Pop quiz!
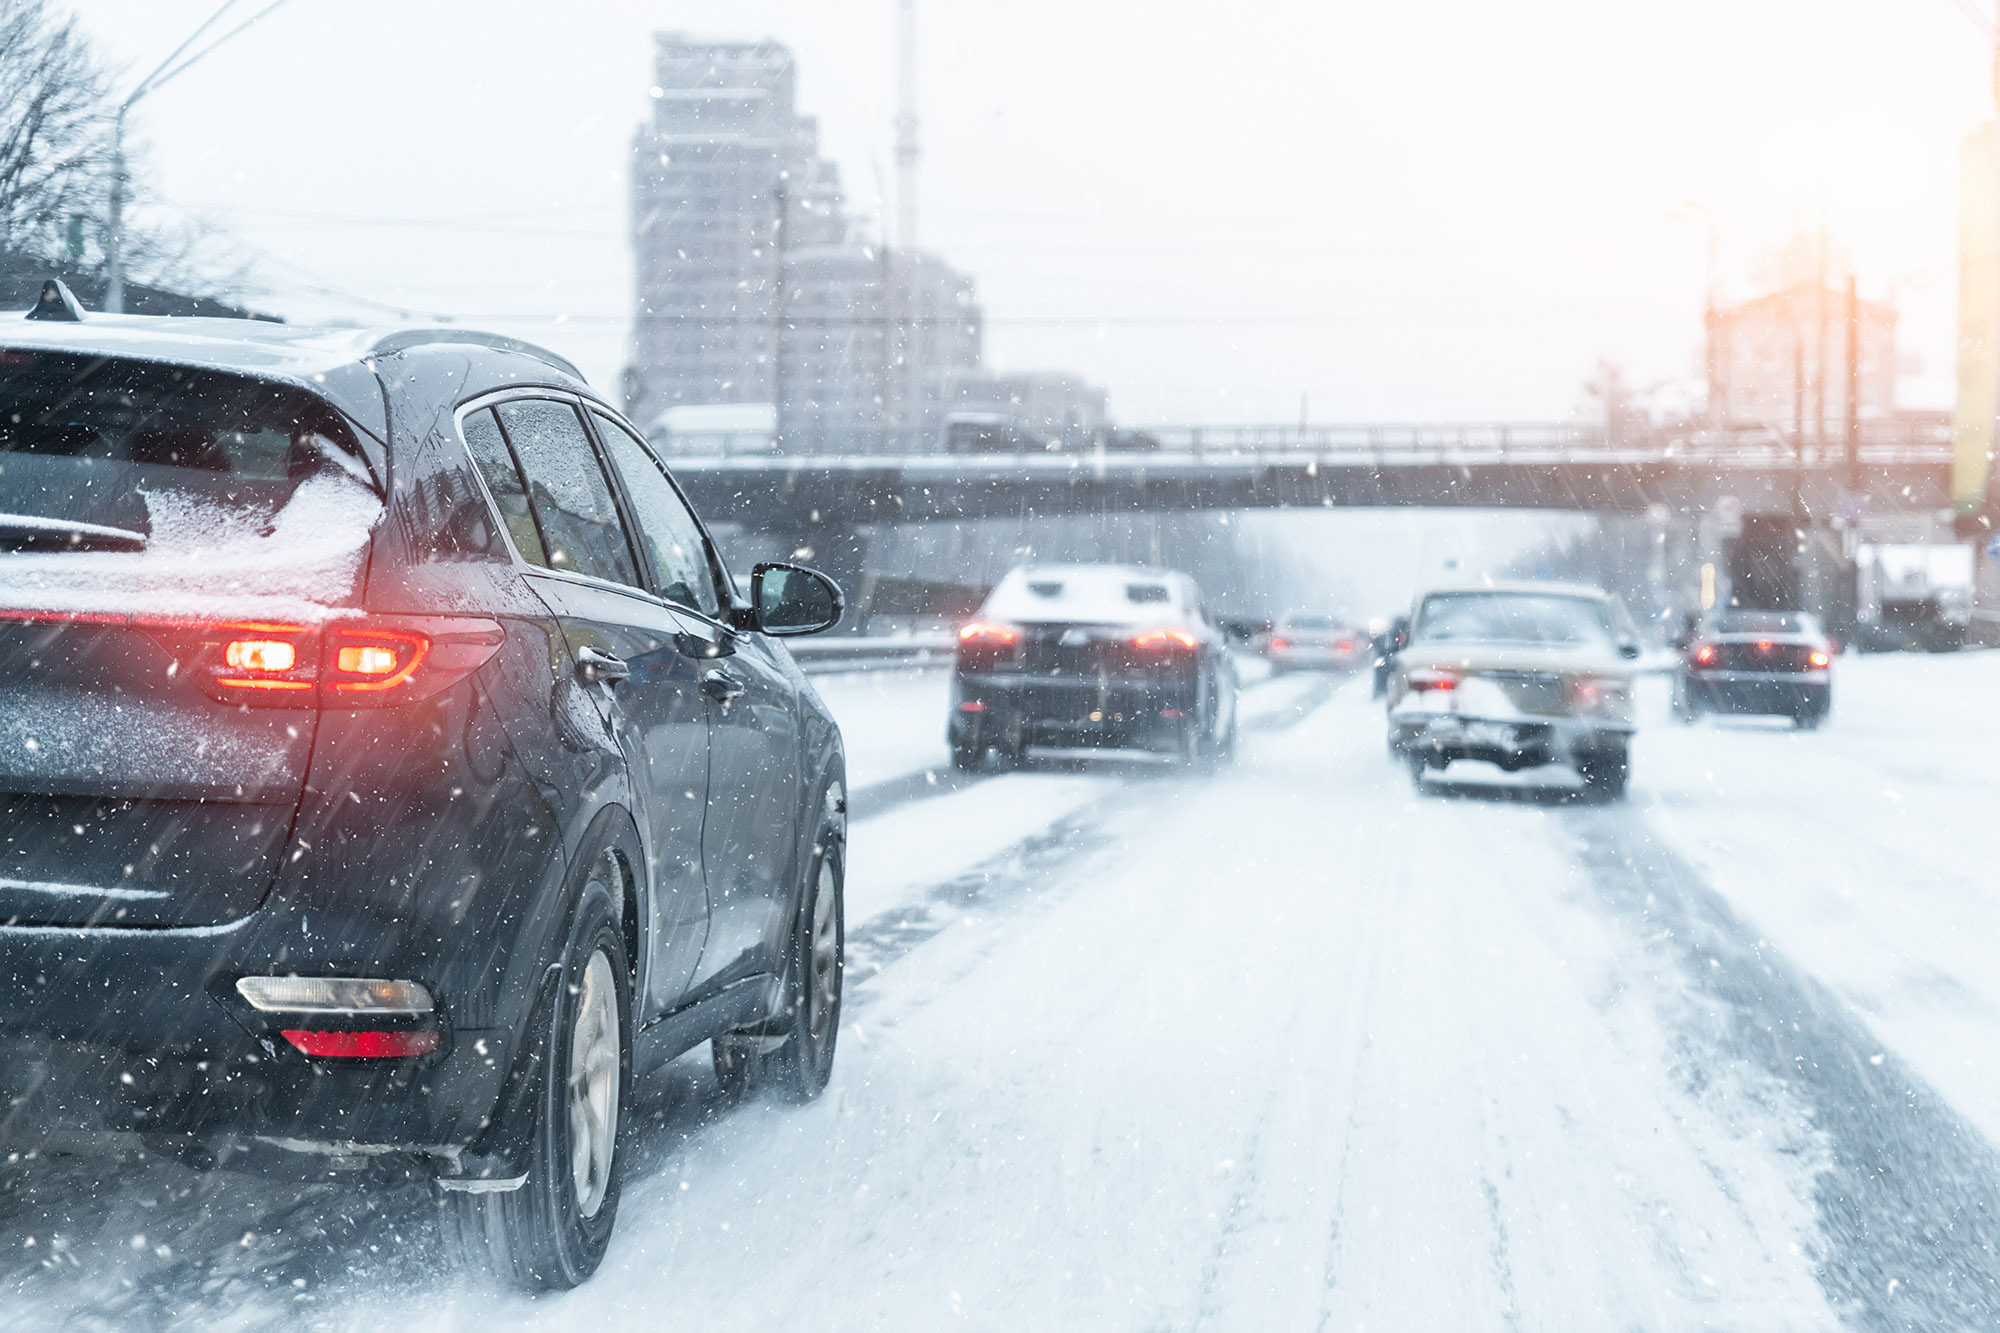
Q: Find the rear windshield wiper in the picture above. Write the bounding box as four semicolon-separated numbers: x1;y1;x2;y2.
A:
0;514;147;553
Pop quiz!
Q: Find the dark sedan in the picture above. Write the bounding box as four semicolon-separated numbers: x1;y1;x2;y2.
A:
949;563;1237;767
0;290;846;1289
1674;609;1832;728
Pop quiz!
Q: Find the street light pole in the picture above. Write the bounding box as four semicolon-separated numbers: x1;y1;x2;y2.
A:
104;0;295;312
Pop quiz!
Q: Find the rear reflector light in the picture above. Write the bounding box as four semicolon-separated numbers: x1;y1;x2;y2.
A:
237;976;434;1015
281;1029;441;1059
1160;707;1187;718
1808;649;1831;668
1133;627;1198;650
958;700;987;712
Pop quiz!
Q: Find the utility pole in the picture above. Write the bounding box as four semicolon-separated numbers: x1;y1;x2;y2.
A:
105;0;296;312
895;0;919;252
1844;271;1861;493
772;180;789;450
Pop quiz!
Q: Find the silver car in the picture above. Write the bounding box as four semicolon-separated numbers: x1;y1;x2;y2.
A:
1386;582;1641;799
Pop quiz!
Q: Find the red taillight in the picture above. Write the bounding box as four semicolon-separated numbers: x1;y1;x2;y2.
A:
1270;637;1291;651
225;639;297;672
1133;627;1198;650
1336;639;1354;652
281;1029;440;1059
209;623;316;696
325;626;431;696
1406;668;1459;692
958;700;987;712
200;616;501;708
958;621;1019;645
1692;643;1718;666
1808;649;1831;669
1757;638;1774;653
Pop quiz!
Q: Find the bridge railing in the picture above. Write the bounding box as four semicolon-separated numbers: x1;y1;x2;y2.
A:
651;419;1954;467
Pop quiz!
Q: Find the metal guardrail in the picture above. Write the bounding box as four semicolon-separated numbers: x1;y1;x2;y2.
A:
786;634;956;675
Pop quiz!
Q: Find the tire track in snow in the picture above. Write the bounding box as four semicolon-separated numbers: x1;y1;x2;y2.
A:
1570;807;2000;1330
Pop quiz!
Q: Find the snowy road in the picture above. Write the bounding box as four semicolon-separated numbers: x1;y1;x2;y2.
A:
7;656;2000;1329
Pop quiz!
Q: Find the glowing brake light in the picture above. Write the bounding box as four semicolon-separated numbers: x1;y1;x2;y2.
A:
1692;643;1718;666
1132;627;1198;650
1757;638;1774;653
1808;649;1831;669
325;627;429;694
1406;668;1459;692
958;621;1018;645
1269;637;1290;651
225;639;296;672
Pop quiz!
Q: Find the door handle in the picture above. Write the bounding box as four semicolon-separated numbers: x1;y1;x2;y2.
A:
701;667;745;704
575;645;631;686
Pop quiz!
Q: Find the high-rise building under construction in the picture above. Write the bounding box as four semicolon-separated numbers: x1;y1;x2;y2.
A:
626;34;982;452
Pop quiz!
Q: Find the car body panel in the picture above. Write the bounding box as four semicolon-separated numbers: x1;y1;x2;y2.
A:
0;321;845;1169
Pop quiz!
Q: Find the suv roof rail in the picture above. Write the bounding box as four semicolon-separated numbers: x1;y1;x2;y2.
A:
366;328;583;382
26;278;85;322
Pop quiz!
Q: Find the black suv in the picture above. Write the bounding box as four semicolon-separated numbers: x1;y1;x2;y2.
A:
0;287;847;1289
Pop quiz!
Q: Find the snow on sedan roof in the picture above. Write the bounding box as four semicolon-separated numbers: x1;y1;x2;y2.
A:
982;564;1187;624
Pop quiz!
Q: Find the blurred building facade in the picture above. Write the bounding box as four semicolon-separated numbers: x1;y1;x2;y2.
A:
626;35;983;452
1706;282;1898;439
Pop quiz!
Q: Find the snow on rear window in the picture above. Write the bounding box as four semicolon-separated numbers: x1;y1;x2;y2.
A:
0;470;381;624
982;566;1186;624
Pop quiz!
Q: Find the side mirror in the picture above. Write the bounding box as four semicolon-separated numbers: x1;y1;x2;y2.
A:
1618;640;1641;660
751;562;842;636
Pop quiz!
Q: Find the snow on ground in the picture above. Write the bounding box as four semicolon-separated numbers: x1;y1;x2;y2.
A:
807;668;952;791
393;675;1837;1330
1636;650;2000;1145
14;657;1999;1328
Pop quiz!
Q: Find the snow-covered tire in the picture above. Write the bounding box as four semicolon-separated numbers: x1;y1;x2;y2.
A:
714;838;843;1104
446;854;631;1290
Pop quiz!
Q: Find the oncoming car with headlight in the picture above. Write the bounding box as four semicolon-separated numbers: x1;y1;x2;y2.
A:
1386;582;1641;799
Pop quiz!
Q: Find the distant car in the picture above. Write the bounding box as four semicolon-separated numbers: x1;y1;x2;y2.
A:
940;412;1057;453
1386;582;1640;799
1265;612;1368;673
1674;609;1832;728
950;564;1237;767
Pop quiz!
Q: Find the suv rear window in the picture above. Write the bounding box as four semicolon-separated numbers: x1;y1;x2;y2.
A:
0;349;369;542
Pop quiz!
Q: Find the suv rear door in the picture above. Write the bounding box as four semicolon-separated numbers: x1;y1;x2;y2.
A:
471;396;712;1012
585;409;803;991
0;349;378;927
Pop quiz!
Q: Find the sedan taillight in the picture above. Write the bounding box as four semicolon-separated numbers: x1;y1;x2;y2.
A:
1406;668;1459;692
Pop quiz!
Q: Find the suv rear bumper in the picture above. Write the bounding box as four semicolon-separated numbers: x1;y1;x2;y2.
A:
0;914;512;1157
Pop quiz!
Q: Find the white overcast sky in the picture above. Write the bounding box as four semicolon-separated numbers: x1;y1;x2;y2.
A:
75;0;1996;424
